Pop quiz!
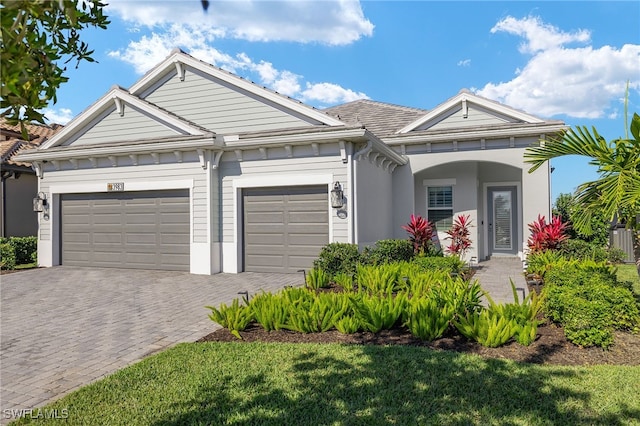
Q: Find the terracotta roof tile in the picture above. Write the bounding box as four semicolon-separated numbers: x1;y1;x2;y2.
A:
0;118;63;167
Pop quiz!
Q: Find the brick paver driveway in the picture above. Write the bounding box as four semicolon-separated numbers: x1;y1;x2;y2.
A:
0;266;302;421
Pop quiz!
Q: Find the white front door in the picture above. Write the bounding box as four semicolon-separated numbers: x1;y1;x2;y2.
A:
487;186;517;256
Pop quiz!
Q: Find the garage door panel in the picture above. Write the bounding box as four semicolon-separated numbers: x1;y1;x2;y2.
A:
61;190;189;271
244;185;328;273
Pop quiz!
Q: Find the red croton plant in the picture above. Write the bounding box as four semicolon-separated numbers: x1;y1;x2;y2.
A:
445;214;473;258
527;214;569;253
401;214;435;255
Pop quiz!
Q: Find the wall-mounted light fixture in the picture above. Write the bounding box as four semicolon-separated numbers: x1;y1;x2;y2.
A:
330;182;344;209
33;192;47;213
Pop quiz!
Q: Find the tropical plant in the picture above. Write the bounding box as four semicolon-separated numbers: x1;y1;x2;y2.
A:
404;296;455;341
305;267;330;290
354;292;406;333
335;315;360;334
401;214;436;255
206;299;254;339
356;263;404;295
455;310;517;348
527;215;569;253
525;100;640;235
249;292;289;332
553;193;610;245
445;214;473;258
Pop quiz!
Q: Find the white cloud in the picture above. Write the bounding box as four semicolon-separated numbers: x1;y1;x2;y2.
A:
301;82;369;105
476;16;640;119
490;15;590;54
106;0;373;45
107;22;368;107
457;59;471;67
42;107;74;125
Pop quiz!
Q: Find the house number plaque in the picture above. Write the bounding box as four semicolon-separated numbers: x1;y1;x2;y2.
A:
107;182;125;192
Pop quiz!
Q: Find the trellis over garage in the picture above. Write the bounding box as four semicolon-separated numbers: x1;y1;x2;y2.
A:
16;49;566;274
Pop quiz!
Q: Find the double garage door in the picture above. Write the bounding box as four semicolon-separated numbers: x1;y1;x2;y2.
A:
61;190;190;271
244;185;329;273
60;186;329;273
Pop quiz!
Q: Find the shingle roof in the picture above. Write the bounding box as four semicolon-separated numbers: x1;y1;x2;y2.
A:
323;99;427;137
1;118;62;167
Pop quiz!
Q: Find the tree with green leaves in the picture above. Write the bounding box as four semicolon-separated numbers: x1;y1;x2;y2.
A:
525;110;640;236
1;0;109;134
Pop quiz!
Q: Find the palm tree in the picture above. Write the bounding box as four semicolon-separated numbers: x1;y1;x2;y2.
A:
524;111;640;236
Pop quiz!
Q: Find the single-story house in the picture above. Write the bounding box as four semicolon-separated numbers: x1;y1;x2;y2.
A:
1;119;61;237
16;49;566;274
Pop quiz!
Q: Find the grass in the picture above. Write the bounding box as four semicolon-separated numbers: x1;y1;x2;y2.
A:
617;263;640;296
14;262;38;270
14;342;640;425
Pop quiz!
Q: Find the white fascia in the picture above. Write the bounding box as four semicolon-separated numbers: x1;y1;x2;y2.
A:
385;123;568;145
397;92;545;134
39;87;207;150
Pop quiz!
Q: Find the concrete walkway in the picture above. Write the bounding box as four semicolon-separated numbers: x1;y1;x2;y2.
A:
0;267;302;423
472;257;529;304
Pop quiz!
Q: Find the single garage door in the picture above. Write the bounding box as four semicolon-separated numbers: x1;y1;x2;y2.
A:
244;185;329;273
61;190;190;271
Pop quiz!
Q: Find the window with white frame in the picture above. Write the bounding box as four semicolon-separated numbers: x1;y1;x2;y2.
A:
427;186;453;230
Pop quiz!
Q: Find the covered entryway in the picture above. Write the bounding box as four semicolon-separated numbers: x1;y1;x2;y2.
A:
243;185;329;273
61;190;190;271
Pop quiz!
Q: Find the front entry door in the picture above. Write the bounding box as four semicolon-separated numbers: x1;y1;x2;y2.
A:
487;187;517;256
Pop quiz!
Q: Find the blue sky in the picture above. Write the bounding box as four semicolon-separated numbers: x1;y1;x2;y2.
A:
43;1;640;203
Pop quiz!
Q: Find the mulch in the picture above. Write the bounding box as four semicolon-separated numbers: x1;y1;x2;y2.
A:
198;321;640;367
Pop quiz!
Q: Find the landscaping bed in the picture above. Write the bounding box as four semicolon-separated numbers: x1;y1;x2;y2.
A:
198;321;640;367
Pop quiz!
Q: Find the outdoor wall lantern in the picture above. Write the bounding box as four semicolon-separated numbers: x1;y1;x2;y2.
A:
33;192;48;213
330;182;344;209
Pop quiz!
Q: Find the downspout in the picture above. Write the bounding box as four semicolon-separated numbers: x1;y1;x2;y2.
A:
352;140;372;245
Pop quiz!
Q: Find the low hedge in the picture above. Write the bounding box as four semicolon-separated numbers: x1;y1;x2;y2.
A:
543;262;640;348
0;243;16;270
0;236;37;266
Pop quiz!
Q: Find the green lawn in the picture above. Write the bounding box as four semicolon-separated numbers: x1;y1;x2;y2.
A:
617;263;640;296
15;342;640;425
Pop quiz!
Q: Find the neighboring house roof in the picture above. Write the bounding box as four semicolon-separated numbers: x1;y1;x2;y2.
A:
323;99;427;137
0;118;62;169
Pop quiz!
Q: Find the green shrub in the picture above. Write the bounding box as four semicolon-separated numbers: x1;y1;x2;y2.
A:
430;277;484;319
306;268;330;290
7;236;37;265
411;255;464;275
543;261;640;348
362;239;414;265
0;243;16;270
607;247;627;264
562;298;614;349
558;239;608;262
206;299;254;339
525;250;565;278
313;243;362;278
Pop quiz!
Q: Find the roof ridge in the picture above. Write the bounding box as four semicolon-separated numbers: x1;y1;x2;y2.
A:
325;98;427;113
